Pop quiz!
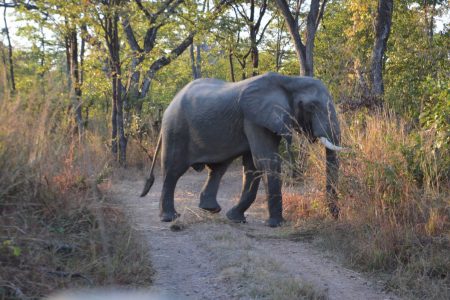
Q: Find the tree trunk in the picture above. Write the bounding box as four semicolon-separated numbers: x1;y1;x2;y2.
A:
111;72;118;156
105;2;127;164
304;0;321;77
116;67;127;165
111;15;127;164
275;21;285;72
369;0;393;105
80;24;86;85
275;0;326;77
228;50;235;82
196;43;202;78
3;6;15;92
1;40;9;93
189;43;202;79
250;30;259;76
241;62;246;80
69;29;83;135
65;34;71;90
190;43;198;79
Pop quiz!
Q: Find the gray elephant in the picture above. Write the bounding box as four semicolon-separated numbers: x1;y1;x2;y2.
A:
141;72;344;227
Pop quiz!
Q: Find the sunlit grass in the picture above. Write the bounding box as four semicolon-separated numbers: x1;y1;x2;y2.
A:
283;110;449;299
0;94;153;298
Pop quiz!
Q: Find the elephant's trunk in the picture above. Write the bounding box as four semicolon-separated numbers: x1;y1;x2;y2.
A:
314;99;341;218
326;148;339;219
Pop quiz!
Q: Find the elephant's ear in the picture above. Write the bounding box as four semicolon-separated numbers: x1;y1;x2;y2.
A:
238;76;293;143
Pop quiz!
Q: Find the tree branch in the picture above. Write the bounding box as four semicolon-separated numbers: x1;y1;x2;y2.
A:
254;0;268;31
133;0;154;21
256;14;274;45
315;0;327;31
121;15;142;52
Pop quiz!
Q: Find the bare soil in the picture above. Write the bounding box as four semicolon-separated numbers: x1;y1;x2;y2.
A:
108;166;399;300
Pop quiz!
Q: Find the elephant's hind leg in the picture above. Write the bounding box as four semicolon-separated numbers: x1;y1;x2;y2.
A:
226;152;261;223
199;161;230;213
160;164;189;222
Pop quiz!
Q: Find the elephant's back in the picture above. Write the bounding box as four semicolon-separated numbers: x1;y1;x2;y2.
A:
164;79;240;121
161;78;248;163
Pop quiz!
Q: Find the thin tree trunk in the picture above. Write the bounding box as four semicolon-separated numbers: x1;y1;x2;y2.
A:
80;24;86;85
38;25;46;99
250;28;259;76
190;43;198;79
116;66;127;165
69;29;83;135
65;34;71;91
1;40;9;93
112;15;126;164
275;21;284;72
196;44;202;77
3;6;15;92
128;57;142;115
111;69;118;156
228;50;235;82
189;43;202;79
369;0;393;105
241;61;246;80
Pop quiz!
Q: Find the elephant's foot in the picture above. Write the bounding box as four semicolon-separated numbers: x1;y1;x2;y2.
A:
226;207;246;223
160;211;180;222
199;197;221;213
266;217;285;228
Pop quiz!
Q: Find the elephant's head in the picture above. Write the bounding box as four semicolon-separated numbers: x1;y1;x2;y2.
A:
239;72;342;217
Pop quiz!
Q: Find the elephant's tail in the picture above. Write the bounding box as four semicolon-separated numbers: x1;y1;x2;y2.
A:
140;133;162;197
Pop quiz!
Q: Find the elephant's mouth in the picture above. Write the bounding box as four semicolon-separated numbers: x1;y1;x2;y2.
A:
297;121;316;143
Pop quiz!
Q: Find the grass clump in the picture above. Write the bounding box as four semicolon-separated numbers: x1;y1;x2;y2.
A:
284;111;449;299
0;99;153;298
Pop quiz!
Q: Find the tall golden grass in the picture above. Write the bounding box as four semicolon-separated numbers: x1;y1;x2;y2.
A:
284;111;449;299
0;92;152;298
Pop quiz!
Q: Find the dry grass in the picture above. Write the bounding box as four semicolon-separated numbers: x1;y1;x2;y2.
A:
284;111;449;299
0;97;153;298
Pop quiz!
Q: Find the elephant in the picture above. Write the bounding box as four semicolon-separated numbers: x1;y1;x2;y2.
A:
140;72;344;227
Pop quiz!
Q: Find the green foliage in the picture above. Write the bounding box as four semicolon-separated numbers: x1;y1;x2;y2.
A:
419;75;450;150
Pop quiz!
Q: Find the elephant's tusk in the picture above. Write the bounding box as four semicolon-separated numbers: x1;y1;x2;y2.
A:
319;137;346;152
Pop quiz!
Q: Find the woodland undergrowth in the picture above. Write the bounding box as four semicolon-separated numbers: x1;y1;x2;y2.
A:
0;94;153;299
283;110;449;299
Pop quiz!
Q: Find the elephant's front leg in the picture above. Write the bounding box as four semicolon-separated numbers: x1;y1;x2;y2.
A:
226;152;261;223
263;170;283;227
243;121;284;227
199;162;230;213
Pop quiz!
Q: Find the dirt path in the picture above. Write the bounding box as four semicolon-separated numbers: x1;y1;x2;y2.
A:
109;167;398;300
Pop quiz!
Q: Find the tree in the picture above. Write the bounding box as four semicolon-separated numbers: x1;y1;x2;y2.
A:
90;0;127;164
233;0;272;77
275;0;327;76
120;0;231;115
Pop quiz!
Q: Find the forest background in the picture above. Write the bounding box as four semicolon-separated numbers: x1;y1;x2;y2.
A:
0;0;448;299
